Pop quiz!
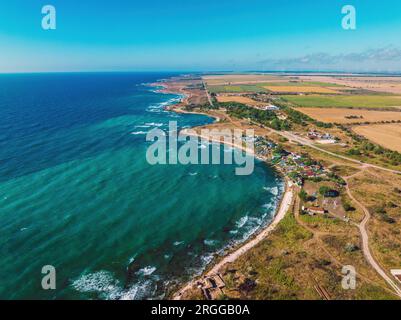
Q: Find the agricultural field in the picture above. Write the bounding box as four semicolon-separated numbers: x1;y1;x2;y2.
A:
208;81;345;94
207;84;269;93
203;74;282;85
216;95;266;106
264;81;346;87
265;86;339;94
353;124;401;153
204;74;355;95
282;95;401;109
296;108;401;124
294;75;401;95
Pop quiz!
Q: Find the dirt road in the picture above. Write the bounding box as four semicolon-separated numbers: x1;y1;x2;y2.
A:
344;172;401;298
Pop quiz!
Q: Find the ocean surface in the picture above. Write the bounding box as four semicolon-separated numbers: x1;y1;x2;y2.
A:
0;73;283;299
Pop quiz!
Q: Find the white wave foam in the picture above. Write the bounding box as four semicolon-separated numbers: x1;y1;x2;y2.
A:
119;280;154;300
71;270;159;300
262;202;273;210
130;131;147;135
145;122;164;127
189;172;198;176
146;96;183;114
146;108;162;113
168;113;181;118
239;225;262;243
270;186;279;196
264;186;279;196
200;254;214;266
128;255;136;265
136;266;156;276
204;239;218;246
71;271;120;296
236;215;249;228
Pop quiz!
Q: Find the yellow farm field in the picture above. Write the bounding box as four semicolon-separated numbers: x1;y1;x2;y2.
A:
264;86;339;93
353;124;401;153
296;107;401;124
216;95;265;106
203;74;282;85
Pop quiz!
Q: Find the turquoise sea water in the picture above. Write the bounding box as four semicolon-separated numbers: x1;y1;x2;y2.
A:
0;73;283;299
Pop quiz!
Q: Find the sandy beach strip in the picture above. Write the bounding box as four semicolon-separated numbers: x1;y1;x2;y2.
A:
159;79;295;300
206;180;293;275
180;129;260;159
173;179;293;300
172;130;294;300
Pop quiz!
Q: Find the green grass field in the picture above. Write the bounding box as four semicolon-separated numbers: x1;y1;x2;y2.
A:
264;81;346;87
207;81;346;94
282;95;401;109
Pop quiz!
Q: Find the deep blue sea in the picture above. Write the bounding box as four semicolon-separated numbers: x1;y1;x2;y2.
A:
0;73;283;299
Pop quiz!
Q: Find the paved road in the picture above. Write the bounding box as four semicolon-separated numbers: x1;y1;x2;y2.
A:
202;81;214;108
277;130;401;175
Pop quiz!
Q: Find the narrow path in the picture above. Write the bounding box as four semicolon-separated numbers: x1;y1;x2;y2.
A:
344;173;401;298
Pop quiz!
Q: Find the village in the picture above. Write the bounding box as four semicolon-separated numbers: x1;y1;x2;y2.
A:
253;135;347;219
253;136;332;186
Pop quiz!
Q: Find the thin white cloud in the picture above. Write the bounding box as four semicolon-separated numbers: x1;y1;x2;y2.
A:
259;46;401;71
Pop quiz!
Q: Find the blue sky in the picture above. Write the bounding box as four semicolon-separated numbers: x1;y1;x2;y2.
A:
1;0;401;72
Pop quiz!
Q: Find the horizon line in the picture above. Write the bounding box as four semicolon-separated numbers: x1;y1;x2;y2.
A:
1;70;401;76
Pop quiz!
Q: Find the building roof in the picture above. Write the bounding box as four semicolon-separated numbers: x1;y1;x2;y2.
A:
308;207;326;213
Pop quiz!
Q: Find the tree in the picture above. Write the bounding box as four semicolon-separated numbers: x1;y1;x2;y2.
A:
299;189;308;202
343;202;356;212
319;186;331;196
347;148;361;156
